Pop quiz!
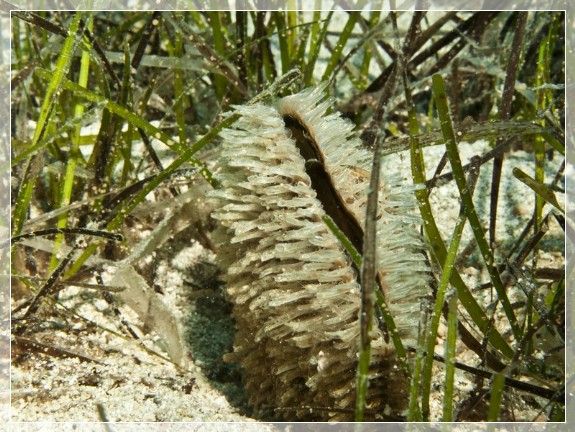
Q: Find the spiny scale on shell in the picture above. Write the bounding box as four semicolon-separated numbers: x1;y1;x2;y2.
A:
209;83;428;421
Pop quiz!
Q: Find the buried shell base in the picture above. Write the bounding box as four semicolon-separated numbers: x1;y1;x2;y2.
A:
209;85;429;421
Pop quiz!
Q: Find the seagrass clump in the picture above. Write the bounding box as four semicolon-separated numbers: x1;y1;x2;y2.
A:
209;84;428;421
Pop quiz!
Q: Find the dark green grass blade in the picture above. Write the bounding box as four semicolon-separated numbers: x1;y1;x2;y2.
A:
420;192;468;419
12;12;87;237
513;167;564;213
304;10;333;86
402;71;514;365
432;73;521;343
321;11;359;82
488;372;506;421
443;291;458;421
